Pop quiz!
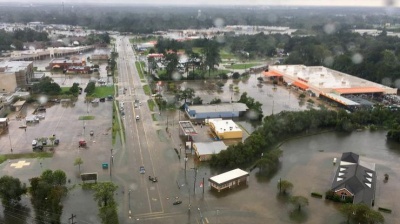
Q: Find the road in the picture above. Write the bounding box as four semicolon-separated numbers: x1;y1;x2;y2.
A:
113;37;189;223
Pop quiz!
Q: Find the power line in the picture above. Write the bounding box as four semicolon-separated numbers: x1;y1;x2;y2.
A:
69;214;76;224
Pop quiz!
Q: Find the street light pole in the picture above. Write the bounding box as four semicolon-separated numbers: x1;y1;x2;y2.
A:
8;131;13;153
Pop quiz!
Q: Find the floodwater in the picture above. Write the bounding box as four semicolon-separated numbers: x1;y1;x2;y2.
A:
176;130;400;223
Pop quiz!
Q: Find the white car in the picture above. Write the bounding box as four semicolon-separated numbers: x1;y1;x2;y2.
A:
136;115;140;120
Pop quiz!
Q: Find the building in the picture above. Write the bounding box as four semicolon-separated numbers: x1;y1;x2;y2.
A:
331;152;376;207
91;53;109;61
208;119;242;140
49;58;86;70
0;61;34;92
185;103;248;120
209;168;249;192
193;141;227;161
264;65;397;110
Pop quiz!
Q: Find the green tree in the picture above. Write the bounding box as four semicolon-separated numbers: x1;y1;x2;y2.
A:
339;203;356;224
0;176;27;207
290;196;309;212
32;76;62;95
93;182;119;224
277;180;293;195
202;40;221;77
177;88;195;103
29;169;68;224
84;82;96;96
93;182;118;207
164;52;179;80
69;83;80;96
192;96;203;105
210;98;221;104
74;157;84;174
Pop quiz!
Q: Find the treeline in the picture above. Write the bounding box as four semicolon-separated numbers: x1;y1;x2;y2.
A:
284;30;400;84
0;28;48;51
210;108;400;170
0;5;398;33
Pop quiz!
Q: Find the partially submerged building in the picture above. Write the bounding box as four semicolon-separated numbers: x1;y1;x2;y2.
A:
208;119;242;140
193;141;227;161
209;168;249;192
185;103;248;120
331;152;376;207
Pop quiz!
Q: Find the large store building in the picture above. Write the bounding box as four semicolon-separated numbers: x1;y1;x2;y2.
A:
264;65;397;109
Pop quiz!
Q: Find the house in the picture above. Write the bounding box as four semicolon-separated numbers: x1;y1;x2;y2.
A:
331;152;376;207
209;168;249;192
193;141;227;161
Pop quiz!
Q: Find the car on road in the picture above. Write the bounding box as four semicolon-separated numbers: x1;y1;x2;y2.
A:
140;166;145;174
136;115;140;120
173;201;182;205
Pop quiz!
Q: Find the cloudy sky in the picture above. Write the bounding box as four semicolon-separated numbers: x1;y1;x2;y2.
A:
0;0;397;7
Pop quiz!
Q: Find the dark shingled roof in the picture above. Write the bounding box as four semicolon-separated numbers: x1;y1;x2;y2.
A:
331;152;376;207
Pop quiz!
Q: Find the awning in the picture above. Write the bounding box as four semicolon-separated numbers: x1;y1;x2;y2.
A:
293;81;309;90
52;65;61;68
263;70;283;77
333;87;384;95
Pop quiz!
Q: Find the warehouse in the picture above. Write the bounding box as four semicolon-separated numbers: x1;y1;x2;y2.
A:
185;103;248;120
209;168;249;192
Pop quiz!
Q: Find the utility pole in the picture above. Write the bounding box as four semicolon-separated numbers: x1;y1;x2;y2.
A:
69;214;76;224
202;177;205;194
192;167;197;195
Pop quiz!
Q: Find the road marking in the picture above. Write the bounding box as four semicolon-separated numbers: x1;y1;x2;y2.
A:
10;160;30;169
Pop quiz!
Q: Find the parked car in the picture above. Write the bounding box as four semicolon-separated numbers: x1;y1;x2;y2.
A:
140;166;145;174
99;98;106;102
173;201;182;205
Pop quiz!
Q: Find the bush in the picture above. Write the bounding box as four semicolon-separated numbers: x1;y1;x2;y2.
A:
325;190;353;203
378;207;392;213
218;73;228;79
311;192;323;198
232;72;240;79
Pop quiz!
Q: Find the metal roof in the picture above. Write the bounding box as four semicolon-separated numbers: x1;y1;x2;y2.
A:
209;168;249;185
178;121;197;136
321;93;360;106
187;103;248;113
194;141;227;156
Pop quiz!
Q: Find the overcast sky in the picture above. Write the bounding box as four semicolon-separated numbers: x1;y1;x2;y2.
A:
0;0;397;7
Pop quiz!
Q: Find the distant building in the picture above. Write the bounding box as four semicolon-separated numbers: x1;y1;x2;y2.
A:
208;119;243;140
91;53;109;61
185;103;248;120
209;168;249;192
0;61;34;92
193;141;227;161
331;152;376;207
49;58;86;70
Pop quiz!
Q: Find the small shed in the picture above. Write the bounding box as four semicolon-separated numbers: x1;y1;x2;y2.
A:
209;168;249;192
13;100;26;112
0;118;8;130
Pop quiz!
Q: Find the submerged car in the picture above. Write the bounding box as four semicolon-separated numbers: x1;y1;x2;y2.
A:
140;166;145;174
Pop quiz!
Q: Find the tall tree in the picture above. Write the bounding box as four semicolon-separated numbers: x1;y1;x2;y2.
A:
164;53;179;80
0;176;27;208
202;40;221;77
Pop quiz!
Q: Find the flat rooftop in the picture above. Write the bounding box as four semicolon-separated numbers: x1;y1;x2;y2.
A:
194;141;227;156
209;168;249;185
0;61;32;73
188;103;248;113
209;119;242;133
270;65;397;94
